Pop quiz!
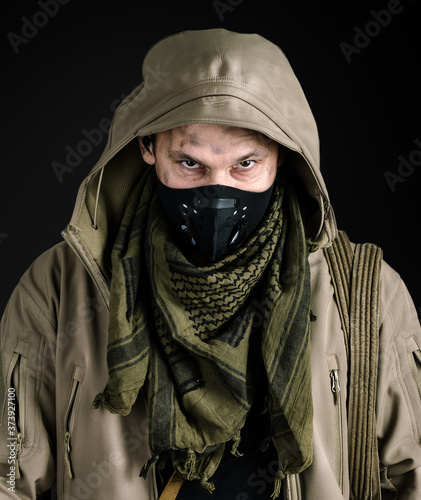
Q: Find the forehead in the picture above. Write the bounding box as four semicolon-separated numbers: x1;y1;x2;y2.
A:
157;124;275;149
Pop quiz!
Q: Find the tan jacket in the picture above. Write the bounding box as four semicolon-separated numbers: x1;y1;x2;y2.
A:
1;28;421;498
1;240;421;499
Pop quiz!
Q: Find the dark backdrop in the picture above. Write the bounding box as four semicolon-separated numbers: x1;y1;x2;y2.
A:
1;0;420;318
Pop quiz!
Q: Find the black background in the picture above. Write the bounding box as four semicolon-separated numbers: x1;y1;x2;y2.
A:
1;0;420;317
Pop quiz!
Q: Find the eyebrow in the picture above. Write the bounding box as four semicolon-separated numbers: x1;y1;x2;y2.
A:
167;149;269;164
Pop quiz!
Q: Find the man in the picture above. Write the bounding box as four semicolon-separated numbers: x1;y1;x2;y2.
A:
1;28;420;499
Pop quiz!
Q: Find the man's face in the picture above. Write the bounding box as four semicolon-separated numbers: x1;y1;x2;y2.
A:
139;124;284;192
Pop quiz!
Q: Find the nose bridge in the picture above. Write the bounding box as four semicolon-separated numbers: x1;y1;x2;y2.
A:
209;169;227;186
206;159;231;186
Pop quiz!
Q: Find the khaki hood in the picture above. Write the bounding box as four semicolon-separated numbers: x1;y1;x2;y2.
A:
62;28;337;301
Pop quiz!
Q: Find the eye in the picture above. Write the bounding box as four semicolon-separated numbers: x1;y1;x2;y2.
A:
236;160;256;169
181;160;200;169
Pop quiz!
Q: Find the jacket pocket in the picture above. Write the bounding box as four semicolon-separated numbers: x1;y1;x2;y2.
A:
5;339;31;479
63;365;86;483
327;354;344;494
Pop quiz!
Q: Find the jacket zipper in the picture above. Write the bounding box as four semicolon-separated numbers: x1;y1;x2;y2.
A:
63;377;79;479
5;342;29;480
328;355;344;493
283;473;301;500
15;354;27;479
63;365;86;486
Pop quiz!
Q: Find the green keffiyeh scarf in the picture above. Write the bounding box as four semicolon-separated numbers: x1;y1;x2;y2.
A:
93;168;313;497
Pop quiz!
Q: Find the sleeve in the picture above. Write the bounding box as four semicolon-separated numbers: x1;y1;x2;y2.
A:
376;263;421;499
0;280;57;499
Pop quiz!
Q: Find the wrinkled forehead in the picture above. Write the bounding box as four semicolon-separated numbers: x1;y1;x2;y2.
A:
154;124;279;151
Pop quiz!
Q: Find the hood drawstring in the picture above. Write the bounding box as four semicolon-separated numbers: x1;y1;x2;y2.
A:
91;167;105;230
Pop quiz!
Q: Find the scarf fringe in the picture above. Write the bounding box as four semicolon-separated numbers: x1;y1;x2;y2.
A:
139;454;159;479
91;392;131;416
271;471;285;499
185;449;197;480
230;430;243;457
91;392;107;410
200;476;215;493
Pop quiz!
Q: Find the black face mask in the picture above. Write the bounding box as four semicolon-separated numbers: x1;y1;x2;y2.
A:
156;178;275;262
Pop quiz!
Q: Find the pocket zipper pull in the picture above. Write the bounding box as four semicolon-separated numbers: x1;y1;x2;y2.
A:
330;369;341;405
15;432;24;479
64;431;73;479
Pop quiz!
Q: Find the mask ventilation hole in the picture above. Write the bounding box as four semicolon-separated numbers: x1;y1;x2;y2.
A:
228;220;249;249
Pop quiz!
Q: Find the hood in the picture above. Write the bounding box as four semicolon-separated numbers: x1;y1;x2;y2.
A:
62;28;337;301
